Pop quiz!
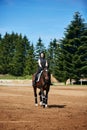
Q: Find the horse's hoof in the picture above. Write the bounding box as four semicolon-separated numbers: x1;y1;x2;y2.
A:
43;105;45;108
45;104;48;108
40;102;42;106
35;104;38;106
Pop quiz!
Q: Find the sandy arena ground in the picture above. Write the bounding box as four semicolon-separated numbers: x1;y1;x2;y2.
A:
0;85;87;130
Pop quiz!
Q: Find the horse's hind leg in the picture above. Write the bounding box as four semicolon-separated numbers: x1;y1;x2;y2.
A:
33;87;38;106
45;90;49;107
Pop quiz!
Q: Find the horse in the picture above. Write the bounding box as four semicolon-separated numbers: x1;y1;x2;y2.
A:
32;68;50;108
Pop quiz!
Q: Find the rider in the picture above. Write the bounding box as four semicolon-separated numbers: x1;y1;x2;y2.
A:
33;52;50;86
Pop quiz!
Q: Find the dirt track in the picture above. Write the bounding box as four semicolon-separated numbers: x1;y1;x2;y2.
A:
0;85;87;130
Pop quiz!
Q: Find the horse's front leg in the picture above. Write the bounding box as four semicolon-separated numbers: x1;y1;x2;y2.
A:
33;87;38;106
40;88;46;108
39;91;42;106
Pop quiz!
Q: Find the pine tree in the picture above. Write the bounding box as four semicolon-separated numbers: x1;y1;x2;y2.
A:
0;32;13;74
24;43;37;75
9;33;26;76
52;42;64;82
0;34;3;73
78;26;87;78
56;12;87;83
0;32;37;76
47;39;58;73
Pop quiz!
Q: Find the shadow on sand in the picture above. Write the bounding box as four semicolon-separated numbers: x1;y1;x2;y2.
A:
48;104;66;109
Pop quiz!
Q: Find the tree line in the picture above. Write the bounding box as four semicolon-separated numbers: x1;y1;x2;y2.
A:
0;12;87;83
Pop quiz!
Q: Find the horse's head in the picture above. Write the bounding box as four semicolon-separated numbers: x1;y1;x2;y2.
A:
42;68;50;84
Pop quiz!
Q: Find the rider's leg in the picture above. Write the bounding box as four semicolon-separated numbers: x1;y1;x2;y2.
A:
33;67;42;86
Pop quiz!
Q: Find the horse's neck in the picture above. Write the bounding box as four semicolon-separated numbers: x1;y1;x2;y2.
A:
40;72;45;82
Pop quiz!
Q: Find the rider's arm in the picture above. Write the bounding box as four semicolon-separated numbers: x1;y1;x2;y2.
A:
38;59;42;67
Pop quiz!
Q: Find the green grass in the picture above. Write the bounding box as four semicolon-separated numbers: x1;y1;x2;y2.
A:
0;74;32;80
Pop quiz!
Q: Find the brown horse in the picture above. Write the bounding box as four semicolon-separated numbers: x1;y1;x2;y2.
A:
32;68;50;108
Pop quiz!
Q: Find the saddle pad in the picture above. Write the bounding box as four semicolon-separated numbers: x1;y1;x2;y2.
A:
36;71;43;82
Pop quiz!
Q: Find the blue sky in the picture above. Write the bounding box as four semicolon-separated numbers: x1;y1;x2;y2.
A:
0;0;87;46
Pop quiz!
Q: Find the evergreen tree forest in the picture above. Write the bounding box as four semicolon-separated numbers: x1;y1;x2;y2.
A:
0;12;87;83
